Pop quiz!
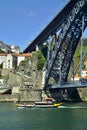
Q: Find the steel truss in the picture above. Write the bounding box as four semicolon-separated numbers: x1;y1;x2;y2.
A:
44;0;87;90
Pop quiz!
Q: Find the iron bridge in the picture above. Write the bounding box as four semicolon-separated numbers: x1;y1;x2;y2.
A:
24;0;87;91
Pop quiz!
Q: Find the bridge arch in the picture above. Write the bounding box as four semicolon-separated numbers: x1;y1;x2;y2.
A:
44;0;87;90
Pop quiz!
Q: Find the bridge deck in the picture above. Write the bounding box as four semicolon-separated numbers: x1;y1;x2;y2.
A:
48;81;87;89
23;0;77;53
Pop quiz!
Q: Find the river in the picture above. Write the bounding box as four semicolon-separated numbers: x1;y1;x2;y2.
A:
0;102;87;130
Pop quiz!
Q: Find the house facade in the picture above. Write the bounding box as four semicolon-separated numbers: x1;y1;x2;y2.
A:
0;53;31;69
0;41;20;53
3;54;17;69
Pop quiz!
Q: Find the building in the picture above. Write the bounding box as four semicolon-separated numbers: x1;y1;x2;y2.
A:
13;53;32;66
0;53;7;66
0;53;17;69
0;41;11;53
0;79;5;86
0;41;20;53
3;54;17;69
0;53;32;69
10;45;20;53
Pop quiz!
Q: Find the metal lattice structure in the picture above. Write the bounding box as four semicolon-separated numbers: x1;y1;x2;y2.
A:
44;0;87;90
23;0;87;91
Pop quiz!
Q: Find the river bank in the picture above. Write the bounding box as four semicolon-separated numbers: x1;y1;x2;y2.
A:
0;93;87;103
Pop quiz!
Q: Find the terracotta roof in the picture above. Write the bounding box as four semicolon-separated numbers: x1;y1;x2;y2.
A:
0;53;32;57
12;53;32;57
0;53;8;56
84;59;87;62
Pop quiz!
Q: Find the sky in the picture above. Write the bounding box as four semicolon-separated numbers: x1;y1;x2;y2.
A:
0;0;87;52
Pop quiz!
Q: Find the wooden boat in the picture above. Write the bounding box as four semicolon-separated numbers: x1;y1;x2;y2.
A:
16;97;62;108
16;102;62;108
33;103;62;108
16;103;35;108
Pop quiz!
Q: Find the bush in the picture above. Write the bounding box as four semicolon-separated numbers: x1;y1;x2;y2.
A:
36;51;46;70
0;63;3;69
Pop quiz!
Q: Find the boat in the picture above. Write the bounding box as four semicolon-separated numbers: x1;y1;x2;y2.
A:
33;102;62;108
16;97;62;108
16;103;35;108
16;102;62;108
16;99;62;108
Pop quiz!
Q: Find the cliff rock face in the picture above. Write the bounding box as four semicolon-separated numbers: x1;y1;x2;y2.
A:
18;52;43;89
1;69;21;86
1;52;44;89
1;51;87;102
0;52;45;101
17;52;45;101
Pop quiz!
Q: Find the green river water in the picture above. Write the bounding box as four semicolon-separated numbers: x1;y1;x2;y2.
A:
0;102;87;130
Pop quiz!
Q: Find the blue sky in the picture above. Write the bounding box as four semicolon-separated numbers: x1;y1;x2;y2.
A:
0;0;87;51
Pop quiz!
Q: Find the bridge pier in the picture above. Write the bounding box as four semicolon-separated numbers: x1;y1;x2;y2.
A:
66;88;81;102
23;0;87;102
45;88;81;102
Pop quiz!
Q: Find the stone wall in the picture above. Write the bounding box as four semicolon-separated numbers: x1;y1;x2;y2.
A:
0;52;46;102
19;89;42;102
1;69;21;86
0;94;19;102
77;88;87;101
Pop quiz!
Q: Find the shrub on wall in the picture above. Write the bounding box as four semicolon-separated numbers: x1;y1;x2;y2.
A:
36;51;46;70
0;63;3;69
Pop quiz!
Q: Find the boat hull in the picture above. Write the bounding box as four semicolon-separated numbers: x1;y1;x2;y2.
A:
16;103;62;108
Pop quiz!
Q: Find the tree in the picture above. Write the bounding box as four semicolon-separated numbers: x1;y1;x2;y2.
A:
36;51;46;70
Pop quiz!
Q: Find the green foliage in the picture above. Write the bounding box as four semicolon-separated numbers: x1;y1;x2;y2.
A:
0;63;3;69
19;59;27;67
0;49;5;53
36;51;46;70
41;44;48;59
0;71;2;78
73;44;87;71
74;45;87;58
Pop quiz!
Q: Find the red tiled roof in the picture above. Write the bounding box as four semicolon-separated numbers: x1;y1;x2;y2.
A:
0;53;32;57
84;59;87;62
0;53;8;56
12;53;32;57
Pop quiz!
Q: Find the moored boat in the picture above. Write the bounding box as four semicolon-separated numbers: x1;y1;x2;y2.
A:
33;102;62;108
16;103;35;108
16;102;62;108
16;97;62;108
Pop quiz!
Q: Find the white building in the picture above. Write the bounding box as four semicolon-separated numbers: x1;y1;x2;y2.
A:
10;45;20;54
0;41;20;53
0;53;32;69
2;54;17;69
0;79;5;86
0;54;7;66
13;53;32;66
0;41;11;53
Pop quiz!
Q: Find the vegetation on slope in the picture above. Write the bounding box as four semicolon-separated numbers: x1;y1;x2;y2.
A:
0;49;5;53
36;51;46;70
69;41;87;77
